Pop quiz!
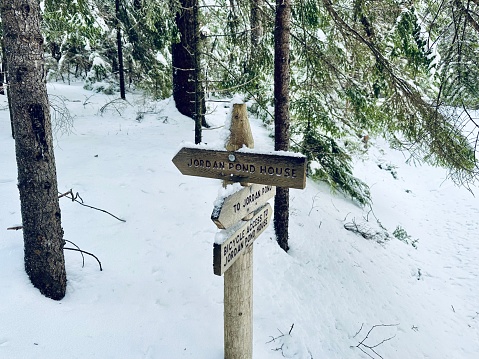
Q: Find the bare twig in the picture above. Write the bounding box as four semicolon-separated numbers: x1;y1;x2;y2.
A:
99;97;130;116
83;93;95;107
64;247;103;271
8;189;125;231
267;324;295;357
49;94;75;136
60;189;126;222
354;323;399;359
7;226;23;230
308;194;321;216
64;239;85;267
353;323;364;338
58;190;72;199
288;323;294;335
266;328;285;344
330;199;340;212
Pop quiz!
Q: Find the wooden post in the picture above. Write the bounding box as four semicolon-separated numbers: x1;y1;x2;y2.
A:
171;102;307;358
224;103;254;359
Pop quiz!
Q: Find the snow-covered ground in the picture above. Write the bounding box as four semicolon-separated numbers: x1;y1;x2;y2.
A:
0;83;478;359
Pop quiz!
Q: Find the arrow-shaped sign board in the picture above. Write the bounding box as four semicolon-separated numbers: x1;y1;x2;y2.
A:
172;147;307;189
211;184;276;229
213;203;272;276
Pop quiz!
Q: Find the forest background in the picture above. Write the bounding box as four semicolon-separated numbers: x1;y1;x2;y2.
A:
1;1;479;357
9;0;477;201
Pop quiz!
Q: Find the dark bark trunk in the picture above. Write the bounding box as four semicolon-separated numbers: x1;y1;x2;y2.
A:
116;0;126;100
172;0;205;142
250;0;264;48
0;0;67;300
273;0;291;252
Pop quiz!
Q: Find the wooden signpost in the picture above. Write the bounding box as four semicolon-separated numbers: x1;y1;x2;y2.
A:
172;103;306;359
172;147;307;189
213;203;272;276
211;184;276;229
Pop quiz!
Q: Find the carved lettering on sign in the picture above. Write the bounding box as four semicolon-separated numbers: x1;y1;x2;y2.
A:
213;203;272;276
212;184;276;229
172;147;307;189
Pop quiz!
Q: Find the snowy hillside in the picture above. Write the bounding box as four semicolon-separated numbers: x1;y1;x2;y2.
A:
0;83;478;359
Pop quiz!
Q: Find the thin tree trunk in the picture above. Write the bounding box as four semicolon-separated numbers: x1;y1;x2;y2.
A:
250;0;264;48
116;0;126;100
0;0;67;300
274;0;291;252
192;0;202;144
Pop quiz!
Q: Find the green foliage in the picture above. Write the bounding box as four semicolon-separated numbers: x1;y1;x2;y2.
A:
136;61;172;99
34;0;478;192
423;0;479;109
43;0;103;80
299;130;371;206
393;225;418;248
42;0;174;98
120;0;174;98
389;8;433;76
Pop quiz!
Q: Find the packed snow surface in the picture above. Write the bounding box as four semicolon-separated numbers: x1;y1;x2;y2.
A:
0;83;478;359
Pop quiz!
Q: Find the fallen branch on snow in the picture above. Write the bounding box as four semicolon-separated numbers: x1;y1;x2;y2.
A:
353;323;399;359
7;189;125;231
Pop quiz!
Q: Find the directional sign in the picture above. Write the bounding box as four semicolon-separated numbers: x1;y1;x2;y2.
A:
212;184;276;229
172;147;307;189
213;203;272;276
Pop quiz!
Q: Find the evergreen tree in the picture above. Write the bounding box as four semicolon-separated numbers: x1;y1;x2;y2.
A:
43;0;104;82
36;0;479;197
1;0;67;300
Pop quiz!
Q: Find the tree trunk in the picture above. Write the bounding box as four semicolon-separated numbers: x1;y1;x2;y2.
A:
172;0;205;142
273;0;291;252
0;0;67;300
250;0;264;48
116;0;126;100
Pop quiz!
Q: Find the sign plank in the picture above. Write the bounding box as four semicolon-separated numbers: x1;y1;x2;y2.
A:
172;147;307;189
213;203;272;276
212;184;276;229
